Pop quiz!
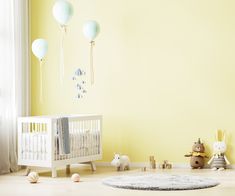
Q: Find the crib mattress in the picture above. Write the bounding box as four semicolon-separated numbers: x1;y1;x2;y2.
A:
21;131;100;160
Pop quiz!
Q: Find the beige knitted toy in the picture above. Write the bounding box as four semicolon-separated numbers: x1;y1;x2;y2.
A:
208;130;230;171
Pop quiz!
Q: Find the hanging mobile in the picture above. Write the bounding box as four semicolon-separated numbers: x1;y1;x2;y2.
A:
72;68;87;99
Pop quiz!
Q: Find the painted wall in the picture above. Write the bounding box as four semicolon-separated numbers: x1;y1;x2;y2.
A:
31;0;235;163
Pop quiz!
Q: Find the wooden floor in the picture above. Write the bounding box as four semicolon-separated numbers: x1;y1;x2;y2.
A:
1;166;235;196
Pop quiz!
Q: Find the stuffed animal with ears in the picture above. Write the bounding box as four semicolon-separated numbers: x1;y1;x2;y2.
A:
185;138;208;169
111;154;130;171
208;130;230;171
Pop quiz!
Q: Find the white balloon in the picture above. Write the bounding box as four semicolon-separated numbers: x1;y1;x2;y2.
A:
32;39;48;60
83;20;100;41
53;0;73;26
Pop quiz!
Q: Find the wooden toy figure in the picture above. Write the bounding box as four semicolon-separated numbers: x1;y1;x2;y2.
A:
185;138;208;169
208;130;230;171
149;156;156;169
161;160;172;169
141;167;147;172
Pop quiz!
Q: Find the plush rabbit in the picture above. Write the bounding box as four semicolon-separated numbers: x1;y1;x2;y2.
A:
208;130;230;171
111;154;130;171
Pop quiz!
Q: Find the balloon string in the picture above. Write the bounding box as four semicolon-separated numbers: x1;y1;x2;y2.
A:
90;41;95;85
60;26;66;84
39;60;43;103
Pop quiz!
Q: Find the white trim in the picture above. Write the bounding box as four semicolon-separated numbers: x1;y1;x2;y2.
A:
96;162;235;169
96;162;190;169
24;162;235;174
14;0;30;117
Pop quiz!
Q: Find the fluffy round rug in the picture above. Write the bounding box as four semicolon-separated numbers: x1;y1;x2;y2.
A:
102;174;219;191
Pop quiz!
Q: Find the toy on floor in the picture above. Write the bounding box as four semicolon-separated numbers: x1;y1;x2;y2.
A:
185;138;208;169
141;167;147;172
149;156;156;169
111;154;130;171
27;172;39;183
71;173;80;182
208;130;230;171
161;160;172;169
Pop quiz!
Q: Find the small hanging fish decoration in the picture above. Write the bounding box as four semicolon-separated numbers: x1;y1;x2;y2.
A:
77;84;82;90
72;67;87;99
75;68;83;76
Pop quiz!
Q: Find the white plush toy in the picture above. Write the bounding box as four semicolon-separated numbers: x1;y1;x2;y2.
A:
27;172;39;183
111;154;130;171
208;130;230;171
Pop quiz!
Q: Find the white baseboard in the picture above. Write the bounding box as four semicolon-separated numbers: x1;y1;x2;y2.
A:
23;162;235;173
96;162;235;169
96;162;190;168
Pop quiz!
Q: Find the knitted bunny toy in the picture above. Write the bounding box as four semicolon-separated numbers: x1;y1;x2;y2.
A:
208;130;230;171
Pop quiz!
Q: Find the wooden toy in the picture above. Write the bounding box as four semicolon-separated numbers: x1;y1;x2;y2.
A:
161;160;172;169
71;173;80;182
141;167;147;172
185;138;208;169
149;156;156;169
27;172;39;183
208;130;230;171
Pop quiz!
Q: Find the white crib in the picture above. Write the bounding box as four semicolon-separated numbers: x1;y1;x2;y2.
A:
17;114;102;177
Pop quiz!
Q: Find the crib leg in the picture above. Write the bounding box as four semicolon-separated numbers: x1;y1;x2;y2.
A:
52;167;57;178
66;165;70;174
90;162;96;172
25;167;31;176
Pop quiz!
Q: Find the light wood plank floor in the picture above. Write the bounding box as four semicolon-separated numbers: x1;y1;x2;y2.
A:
0;166;235;196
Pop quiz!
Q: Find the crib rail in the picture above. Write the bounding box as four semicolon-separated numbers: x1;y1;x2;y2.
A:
17;115;102;168
53;117;101;161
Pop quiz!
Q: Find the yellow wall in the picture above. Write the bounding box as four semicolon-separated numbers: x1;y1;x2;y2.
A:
31;0;235;163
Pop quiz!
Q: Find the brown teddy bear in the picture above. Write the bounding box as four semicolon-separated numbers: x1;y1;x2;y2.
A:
185;138;208;169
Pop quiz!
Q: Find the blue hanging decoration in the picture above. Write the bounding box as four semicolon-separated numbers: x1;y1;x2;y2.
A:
72;67;87;99
76;83;82;90
75;68;83;76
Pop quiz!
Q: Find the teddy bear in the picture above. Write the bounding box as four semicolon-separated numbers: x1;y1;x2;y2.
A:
185;138;208;169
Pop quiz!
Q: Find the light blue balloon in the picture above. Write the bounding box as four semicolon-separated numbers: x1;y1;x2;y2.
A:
83;20;100;41
32;39;48;60
52;0;73;26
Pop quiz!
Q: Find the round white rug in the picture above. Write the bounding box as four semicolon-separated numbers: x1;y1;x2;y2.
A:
102;174;219;191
